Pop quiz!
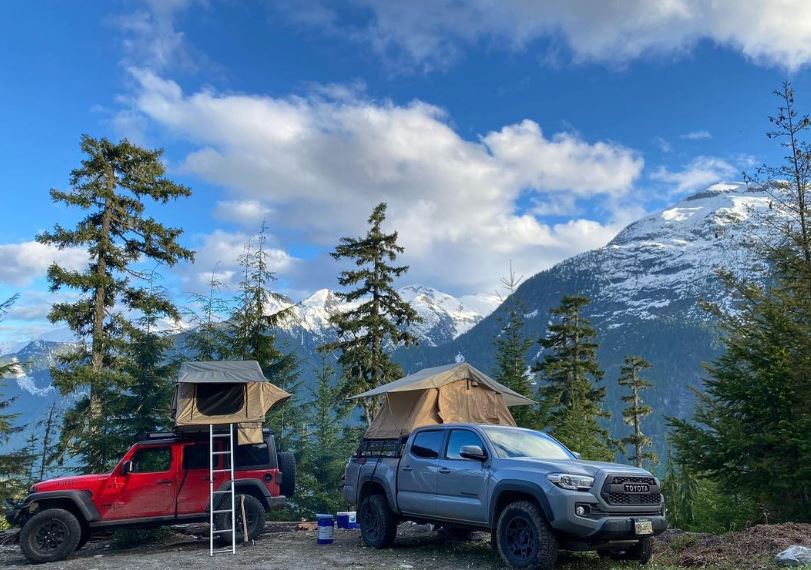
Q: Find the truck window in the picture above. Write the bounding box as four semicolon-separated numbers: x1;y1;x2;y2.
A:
235;442;270;467
445;430;485;460
130;447;171;473
183;443;210;470
410;430;444;459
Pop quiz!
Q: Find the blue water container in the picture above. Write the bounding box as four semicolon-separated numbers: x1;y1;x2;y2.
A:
316;514;334;544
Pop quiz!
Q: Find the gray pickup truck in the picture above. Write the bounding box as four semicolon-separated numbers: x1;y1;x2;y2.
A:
342;424;666;569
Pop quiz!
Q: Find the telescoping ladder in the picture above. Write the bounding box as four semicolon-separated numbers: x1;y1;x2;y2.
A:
209;423;236;555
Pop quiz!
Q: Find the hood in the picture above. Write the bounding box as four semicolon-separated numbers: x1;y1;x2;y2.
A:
498;457;654;478
32;474;109;494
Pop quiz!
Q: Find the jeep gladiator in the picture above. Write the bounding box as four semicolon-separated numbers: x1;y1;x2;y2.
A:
343;423;666;569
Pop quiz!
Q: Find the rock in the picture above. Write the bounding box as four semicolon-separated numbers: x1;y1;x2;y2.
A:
776;545;811;566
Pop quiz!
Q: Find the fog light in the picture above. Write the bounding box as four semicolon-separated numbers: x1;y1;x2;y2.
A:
575;504;590;516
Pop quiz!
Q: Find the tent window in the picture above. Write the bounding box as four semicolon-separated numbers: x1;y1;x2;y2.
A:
196;383;245;416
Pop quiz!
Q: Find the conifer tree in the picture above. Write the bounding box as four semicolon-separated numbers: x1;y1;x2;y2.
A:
36;135;193;471
0;295;33;500
669;84;811;521
297;358;359;516
228;225;301;450
34;403;61;482
184;271;230;360
321;203;420;424
492;264;535;428
618;355;656;467
533;295;614;460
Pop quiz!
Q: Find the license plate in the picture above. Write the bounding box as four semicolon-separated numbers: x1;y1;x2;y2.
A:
634;519;653;535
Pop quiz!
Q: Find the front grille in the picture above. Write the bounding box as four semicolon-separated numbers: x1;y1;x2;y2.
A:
602;474;661;507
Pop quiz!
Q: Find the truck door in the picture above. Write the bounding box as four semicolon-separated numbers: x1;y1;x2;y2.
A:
435;429;489;524
106;445;177;519
176;442;211;515
397;430;445;517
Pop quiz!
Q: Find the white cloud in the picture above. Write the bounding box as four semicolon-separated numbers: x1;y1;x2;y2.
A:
213;199;274;225
115;0;203;71
182;229;296;291
128;71;643;294
0;241;88;286
681;130;712;140
651;156;738;196
280;0;811;72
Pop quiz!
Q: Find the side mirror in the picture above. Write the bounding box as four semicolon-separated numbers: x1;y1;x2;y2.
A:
572;451;582;460
459;445;488;461
121;461;133;475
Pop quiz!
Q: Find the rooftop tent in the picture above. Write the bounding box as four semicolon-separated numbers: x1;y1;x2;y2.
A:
172;360;290;445
351;362;535;439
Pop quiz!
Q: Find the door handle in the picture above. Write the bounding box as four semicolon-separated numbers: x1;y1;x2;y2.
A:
157;479;172;485
402;466;413;472
438;467;451;474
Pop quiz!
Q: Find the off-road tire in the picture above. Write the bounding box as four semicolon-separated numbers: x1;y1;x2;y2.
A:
214;494;266;545
20;508;82;564
277;451;296;498
622;536;654;565
495;500;558;570
439;526;474;541
359;493;397;549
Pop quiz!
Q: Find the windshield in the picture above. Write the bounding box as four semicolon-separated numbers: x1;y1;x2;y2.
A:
481;427;574;460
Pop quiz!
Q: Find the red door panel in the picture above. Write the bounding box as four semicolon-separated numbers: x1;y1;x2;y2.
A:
99;445;177;520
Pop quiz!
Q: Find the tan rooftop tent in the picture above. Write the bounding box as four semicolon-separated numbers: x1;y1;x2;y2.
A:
172;360;290;444
351;362;535;439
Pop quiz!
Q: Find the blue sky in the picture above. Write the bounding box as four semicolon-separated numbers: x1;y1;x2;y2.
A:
1;0;810;344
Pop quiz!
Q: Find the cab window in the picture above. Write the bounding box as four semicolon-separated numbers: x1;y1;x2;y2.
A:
410;430;444;459
445;430;485;460
130;447;172;473
183;443;209;470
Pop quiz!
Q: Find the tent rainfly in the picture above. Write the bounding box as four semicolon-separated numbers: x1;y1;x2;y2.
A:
172;360;290;445
351;362;535;439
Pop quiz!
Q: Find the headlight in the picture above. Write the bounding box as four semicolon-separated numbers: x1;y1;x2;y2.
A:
547;473;594;491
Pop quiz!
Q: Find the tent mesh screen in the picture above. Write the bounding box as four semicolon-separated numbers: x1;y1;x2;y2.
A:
195;383;245;415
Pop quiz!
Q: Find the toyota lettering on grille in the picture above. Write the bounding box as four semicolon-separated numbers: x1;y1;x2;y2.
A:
624;483;650;493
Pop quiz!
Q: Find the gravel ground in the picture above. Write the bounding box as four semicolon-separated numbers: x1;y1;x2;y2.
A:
4;522;804;570
0;523;508;570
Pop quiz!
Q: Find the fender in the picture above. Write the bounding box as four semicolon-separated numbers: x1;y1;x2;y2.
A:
358;474;400;515
208;478;273;511
489;480;554;527
14;490;101;523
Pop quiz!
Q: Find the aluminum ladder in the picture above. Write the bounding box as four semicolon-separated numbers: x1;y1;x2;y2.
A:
209;423;236;555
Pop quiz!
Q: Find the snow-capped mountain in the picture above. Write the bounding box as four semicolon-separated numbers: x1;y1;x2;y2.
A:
400;182;775;461
557;181;770;325
266;285;487;347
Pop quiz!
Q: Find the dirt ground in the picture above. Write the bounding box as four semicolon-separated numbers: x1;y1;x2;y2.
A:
1;522;808;570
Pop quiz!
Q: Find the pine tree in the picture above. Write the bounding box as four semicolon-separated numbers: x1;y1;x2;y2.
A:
0;295;33;501
36;135;194;471
618;355;656;467
533;295;614;460
321;203;421;424
34;403;61;482
184;271;230;361
297;358;359;517
492;264;535;428
111;277;177;443
669;84;811;521
228;225;302;451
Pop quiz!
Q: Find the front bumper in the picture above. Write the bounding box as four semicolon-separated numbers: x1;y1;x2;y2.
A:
5;500;24;527
545;485;666;542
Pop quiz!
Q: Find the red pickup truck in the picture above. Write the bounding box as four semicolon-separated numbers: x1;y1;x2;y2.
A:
6;430;295;563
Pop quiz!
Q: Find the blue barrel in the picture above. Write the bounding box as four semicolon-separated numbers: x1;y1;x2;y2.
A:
336;512;350;529
316;514;334;544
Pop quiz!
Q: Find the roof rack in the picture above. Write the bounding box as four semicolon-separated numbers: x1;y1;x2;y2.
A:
134;426;272;443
